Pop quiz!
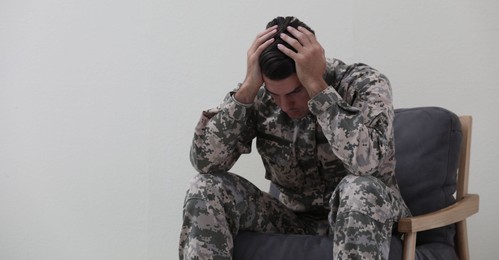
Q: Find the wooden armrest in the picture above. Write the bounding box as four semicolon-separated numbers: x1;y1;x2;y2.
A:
398;194;479;233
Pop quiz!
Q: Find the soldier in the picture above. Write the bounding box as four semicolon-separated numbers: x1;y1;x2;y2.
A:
179;16;411;260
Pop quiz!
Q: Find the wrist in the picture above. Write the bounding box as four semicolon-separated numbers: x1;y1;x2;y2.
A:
304;79;328;98
234;82;260;104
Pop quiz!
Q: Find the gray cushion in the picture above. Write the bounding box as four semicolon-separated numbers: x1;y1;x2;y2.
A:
234;107;461;259
234;232;334;259
394;107;461;246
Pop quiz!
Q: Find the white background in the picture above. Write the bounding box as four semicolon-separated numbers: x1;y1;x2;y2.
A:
1;0;498;259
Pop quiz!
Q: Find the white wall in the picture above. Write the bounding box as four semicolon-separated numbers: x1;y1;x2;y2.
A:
1;0;497;259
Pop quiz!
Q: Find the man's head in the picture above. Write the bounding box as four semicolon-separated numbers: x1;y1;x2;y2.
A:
259;16;315;80
260;16;315;119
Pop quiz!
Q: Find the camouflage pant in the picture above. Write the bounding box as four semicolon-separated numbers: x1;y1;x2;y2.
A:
179;172;402;260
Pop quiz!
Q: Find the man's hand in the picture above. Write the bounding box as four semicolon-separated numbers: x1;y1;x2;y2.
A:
234;26;277;104
278;26;328;98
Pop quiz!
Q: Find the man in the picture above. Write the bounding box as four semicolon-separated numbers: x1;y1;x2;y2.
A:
180;16;410;260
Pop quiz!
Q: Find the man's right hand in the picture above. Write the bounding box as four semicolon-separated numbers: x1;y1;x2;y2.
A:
234;25;277;104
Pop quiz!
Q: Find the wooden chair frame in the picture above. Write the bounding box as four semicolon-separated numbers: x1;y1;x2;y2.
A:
398;116;480;260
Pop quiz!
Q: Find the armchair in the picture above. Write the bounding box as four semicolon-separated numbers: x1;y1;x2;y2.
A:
234;107;479;260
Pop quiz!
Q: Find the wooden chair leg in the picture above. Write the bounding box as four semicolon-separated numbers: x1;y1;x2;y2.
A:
456;220;470;260
402;232;417;260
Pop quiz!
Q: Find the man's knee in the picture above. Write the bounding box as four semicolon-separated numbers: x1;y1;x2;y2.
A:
185;171;231;201
184;171;255;209
337;175;387;199
332;175;394;223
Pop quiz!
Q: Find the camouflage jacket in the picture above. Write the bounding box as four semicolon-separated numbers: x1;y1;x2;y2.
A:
190;58;407;214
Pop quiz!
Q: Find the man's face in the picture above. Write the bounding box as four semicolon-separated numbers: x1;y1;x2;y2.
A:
263;74;311;119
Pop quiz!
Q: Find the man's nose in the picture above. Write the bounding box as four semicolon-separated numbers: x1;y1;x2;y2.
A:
280;96;293;111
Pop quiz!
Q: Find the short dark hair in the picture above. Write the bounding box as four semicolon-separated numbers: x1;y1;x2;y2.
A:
259;16;315;80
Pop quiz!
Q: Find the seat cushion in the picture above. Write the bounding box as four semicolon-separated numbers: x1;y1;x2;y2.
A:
234;232;334;260
234;232;457;260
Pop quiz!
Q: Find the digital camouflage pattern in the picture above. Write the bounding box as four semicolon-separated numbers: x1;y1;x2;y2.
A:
181;58;411;259
180;171;324;260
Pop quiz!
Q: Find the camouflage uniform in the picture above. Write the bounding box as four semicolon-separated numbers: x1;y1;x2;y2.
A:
180;58;411;260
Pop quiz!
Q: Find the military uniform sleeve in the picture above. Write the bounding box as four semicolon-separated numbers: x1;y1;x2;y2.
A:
308;62;395;176
190;90;256;174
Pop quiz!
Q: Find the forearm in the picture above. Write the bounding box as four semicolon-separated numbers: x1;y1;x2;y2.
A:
190;92;255;173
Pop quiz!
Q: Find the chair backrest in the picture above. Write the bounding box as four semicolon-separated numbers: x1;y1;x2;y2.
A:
394;107;462;247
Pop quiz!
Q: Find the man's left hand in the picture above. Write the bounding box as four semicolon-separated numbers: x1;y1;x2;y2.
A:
278;26;328;98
